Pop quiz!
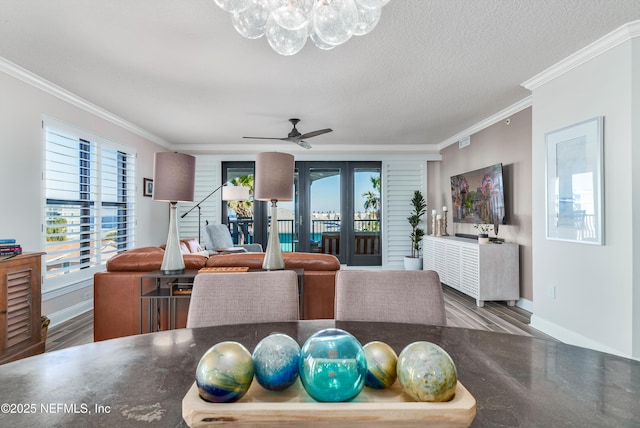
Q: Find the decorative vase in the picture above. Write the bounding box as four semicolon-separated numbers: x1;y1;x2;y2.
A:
404;256;423;270
478;233;490;244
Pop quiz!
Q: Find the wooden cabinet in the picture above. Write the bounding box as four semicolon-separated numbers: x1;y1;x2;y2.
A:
0;253;45;364
424;236;519;307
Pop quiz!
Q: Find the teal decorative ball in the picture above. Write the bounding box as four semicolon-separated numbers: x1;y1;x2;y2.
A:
363;341;398;389
397;341;457;402
252;333;300;391
195;341;254;403
299;328;368;402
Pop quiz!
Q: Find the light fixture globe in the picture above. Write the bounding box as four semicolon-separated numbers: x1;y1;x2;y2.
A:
313;0;359;46
353;4;381;36
266;15;308;56
309;22;336;50
214;0;251;14
355;0;391;9
232;1;271;39
272;0;315;30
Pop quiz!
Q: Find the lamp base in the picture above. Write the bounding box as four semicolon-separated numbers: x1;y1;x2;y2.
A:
161;202;186;275
263;200;285;270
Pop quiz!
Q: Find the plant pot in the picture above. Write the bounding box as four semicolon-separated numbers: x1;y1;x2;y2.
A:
478;234;490;244
404;256;423;270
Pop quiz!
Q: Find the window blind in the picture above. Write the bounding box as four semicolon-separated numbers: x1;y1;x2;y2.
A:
43;118;136;290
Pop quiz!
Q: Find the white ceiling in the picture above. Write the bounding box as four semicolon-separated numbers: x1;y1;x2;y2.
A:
1;0;639;154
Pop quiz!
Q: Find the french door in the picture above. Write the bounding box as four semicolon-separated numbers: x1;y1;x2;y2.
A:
222;161;381;266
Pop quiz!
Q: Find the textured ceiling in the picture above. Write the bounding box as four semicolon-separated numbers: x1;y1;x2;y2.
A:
1;0;639;154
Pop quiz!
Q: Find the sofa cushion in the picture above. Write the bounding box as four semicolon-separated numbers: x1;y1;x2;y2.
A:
159;238;203;254
206;252;341;271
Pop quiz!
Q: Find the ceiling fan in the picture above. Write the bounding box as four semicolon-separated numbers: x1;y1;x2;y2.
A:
243;118;332;149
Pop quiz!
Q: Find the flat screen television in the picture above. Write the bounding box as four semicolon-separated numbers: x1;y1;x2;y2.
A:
450;163;506;227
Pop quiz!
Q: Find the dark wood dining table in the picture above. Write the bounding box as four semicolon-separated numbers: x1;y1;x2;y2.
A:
0;320;638;427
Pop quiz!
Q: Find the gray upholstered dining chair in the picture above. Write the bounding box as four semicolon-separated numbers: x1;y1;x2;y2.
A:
186;271;299;328
334;270;447;326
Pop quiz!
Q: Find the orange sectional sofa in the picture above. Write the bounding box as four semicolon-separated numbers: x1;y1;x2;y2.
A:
93;239;341;341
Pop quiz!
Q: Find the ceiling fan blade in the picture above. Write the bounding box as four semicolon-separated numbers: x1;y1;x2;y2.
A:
296;140;312;149
299;128;333;139
242;136;287;140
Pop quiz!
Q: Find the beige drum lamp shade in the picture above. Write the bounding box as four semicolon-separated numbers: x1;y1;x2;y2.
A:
153;152;196;203
254;152;294;201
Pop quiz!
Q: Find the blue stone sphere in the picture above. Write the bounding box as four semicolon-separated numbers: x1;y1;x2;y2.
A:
252;333;301;391
363;341;398;389
397;341;457;402
196;341;254;403
299;328;368;402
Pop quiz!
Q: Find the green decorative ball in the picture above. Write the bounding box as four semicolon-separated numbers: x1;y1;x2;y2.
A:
363;341;397;389
397;341;457;402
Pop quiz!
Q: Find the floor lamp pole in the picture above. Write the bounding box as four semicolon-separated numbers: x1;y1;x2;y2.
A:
181;183;224;244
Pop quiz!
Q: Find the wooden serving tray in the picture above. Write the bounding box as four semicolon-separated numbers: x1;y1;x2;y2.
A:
182;378;476;427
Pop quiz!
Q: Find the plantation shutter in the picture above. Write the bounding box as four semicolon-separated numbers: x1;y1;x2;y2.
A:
43;117;136;291
382;160;426;268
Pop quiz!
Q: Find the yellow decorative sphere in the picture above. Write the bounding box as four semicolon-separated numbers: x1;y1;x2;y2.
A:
195;341;254;403
363;341;397;389
397;341;457;402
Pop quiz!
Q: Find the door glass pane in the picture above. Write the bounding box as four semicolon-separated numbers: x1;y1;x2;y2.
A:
310;168;341;255
226;168;254;245
275;172;297;252
354;168;381;255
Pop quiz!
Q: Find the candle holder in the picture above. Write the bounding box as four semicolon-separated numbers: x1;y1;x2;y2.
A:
431;214;437;236
436;219;443;237
442;214;449;236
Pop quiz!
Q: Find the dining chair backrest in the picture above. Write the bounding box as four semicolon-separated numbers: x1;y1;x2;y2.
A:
335;270;447;326
187;271;299;328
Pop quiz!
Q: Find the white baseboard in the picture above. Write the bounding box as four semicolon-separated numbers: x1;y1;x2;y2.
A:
530;314;633;360
46;299;93;329
516;297;534;313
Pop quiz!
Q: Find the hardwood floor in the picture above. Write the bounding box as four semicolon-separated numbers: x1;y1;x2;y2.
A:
45;285;554;353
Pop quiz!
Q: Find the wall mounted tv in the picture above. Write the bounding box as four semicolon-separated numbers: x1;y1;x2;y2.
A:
450;163;506;226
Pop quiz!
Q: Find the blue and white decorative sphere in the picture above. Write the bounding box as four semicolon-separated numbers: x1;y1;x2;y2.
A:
252;333;300;391
363;341;398;389
299;328;368;402
397;341;457;402
195;341;254;403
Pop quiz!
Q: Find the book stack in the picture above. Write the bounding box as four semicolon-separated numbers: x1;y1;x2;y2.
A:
0;239;22;258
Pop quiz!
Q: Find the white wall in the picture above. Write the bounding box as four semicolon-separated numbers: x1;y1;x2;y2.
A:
528;36;638;358
632;37;640;359
0;64;168;325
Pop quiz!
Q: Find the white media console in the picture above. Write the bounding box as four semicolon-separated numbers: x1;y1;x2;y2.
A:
423;235;519;307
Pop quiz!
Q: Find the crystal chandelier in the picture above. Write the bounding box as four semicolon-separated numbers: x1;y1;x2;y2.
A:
214;0;392;56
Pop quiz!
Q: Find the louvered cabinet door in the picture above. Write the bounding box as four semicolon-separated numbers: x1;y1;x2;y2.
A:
0;253;44;364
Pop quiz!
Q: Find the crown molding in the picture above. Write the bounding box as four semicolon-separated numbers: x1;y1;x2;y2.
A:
0;56;171;148
522;20;640;90
437;96;533;150
177;142;443;158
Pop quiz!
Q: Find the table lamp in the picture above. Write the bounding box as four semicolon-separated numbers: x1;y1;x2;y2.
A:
254;152;294;270
153;152;196;274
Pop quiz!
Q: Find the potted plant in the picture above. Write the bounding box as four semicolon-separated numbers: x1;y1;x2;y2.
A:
404;190;426;270
474;224;493;244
